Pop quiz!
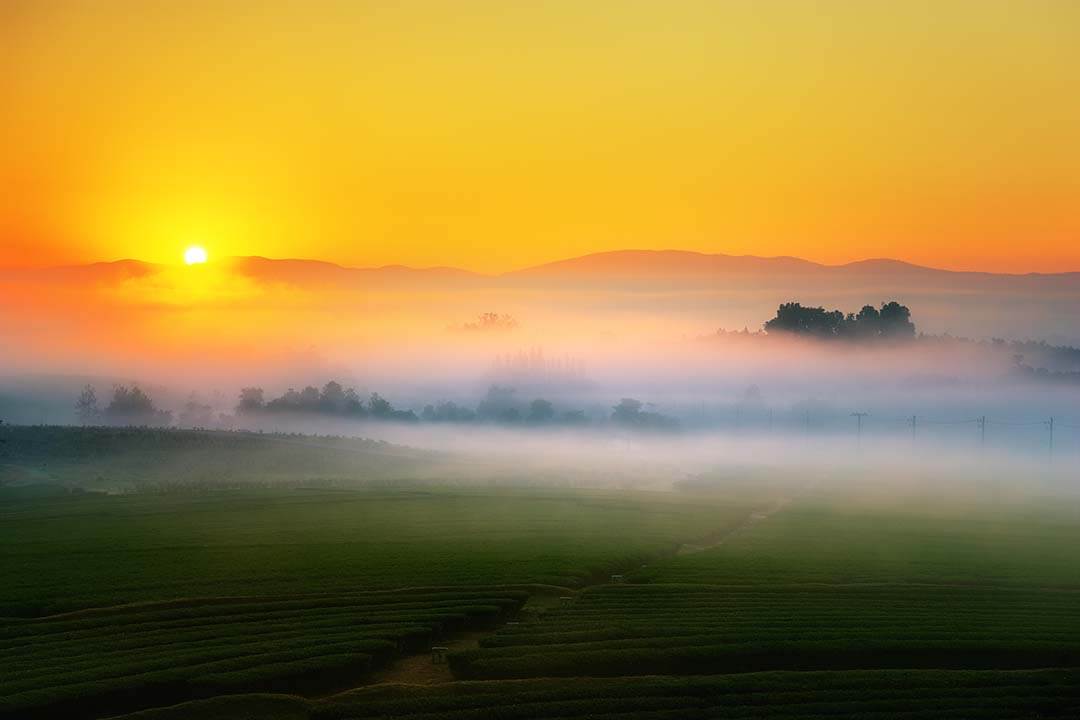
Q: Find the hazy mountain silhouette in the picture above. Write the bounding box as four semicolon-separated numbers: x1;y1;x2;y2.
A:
2;249;1079;346
505;249;821;279
504;250;1079;290
225;256;481;287
6;249;1078;293
1;259;162;284
7;250;1078;296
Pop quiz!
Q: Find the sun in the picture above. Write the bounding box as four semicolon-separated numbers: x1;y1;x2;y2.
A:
183;245;209;265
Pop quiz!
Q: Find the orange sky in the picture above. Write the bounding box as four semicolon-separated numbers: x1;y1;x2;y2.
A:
2;1;1079;273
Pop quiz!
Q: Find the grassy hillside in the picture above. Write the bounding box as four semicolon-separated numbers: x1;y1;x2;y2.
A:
111;670;1080;720
0;486;753;615
635;496;1080;586
0;425;439;491
6;426;1080;719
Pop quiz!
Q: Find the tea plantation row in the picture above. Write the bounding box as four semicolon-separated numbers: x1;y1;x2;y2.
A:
0;588;528;719
111;669;1080;719
0;488;755;615
632;498;1080;587
450;583;1080;678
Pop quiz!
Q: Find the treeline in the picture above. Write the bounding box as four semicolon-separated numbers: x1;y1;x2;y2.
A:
764;301;915;339
714;303;1080;381
73;382;679;431
1012;354;1080;383
74;385;172;427
240;382;678;429
237;382;417;421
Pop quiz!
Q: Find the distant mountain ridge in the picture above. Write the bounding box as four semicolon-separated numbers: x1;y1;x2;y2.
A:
2;249;1078;346
6;249;1079;281
505;250;1079;280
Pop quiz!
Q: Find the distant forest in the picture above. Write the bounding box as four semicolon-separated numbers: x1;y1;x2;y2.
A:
71;383;679;432
763;301;916;340
63;299;1080;431
721;301;1080;380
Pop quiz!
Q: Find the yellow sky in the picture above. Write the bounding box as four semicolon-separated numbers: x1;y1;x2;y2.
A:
2;0;1078;272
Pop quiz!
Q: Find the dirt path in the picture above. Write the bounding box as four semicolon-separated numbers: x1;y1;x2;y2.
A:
676;496;790;555
364;629;487;686
357;502;790;689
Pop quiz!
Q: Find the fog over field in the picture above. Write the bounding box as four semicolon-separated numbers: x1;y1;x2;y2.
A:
3;323;1078;495
8;3;1080;717
3;252;1079;510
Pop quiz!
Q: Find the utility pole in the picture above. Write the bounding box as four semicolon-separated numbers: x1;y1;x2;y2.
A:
851;412;868;450
805;410;811;434
909;415;917;442
978;416;986;449
768;408;773;432
1047;417;1055;460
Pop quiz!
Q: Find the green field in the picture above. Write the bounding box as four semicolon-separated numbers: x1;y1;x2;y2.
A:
114;670;1080;720
0;425;449;491
634;496;1080;587
0;486;753;615
3;426;1080;719
1;588;527;718
453;583;1080;678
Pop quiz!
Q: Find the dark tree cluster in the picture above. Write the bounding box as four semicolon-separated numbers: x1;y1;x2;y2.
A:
73;382;676;433
1011;354;1080;384
238;383;587;427
610;398;679;431
420;401;476;422
75;384;172;427
236;382;418;422
465;385;586;425
764;301;915;340
460;312;519;332
999;339;1080;372
178;395;215;427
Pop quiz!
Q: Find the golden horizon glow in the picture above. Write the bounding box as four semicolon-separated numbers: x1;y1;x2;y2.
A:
2;1;1079;273
183;246;208;266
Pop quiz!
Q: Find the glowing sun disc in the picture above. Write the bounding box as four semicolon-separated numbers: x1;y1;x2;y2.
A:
184;246;208;265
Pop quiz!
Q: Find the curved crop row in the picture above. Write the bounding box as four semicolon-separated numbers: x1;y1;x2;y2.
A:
0;589;527;719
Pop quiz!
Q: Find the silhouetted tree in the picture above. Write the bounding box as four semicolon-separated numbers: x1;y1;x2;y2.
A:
422;401;475;422
363;392;417;421
299;386;320;409
612;398;644;423
178;394;214;427
368;392;393;418
476;385;521;423
765;303;846;338
764;301;915;340
527;398;555;424
561;409;588;424
611;398;679;430
105;385;171;426
266;388;302;412
878;301;916;338
461;313;519;332
319;381;346;413
742;384;763;403
846;305;881;339
75;385;100;425
237;387;265;413
344;387;366;416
